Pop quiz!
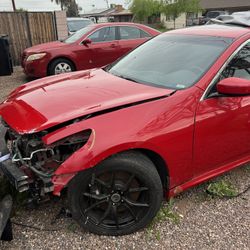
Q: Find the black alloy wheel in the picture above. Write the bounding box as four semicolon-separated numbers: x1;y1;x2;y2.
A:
68;151;163;235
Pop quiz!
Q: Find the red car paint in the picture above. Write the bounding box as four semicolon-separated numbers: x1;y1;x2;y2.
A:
217;77;250;95
21;22;160;78
1;25;250;198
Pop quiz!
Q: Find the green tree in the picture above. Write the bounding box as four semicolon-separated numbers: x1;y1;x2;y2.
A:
51;0;80;17
66;1;80;17
129;0;201;27
160;0;201;29
129;0;161;22
16;8;27;12
51;0;74;11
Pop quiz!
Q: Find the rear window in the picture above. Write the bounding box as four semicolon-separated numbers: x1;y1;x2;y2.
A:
64;26;93;44
207;12;221;18
68;19;93;32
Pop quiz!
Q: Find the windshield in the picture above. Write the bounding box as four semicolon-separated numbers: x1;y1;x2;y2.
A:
207;12;222;18
108;34;233;90
68;19;93;32
64;26;94;44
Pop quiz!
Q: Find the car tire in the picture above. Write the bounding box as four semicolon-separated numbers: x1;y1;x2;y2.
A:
48;58;75;76
1;219;13;241
68;151;163;236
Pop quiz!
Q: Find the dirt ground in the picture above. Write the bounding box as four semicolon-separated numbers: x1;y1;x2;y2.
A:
0;67;249;250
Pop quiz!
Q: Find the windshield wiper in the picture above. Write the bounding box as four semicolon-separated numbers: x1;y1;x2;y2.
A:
114;74;139;83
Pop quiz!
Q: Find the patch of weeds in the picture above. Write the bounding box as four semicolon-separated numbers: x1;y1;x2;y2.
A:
67;222;78;233
206;180;238;198
146;199;181;239
155;230;161;241
245;165;250;171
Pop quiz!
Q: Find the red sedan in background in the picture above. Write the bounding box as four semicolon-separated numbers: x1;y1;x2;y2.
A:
22;22;160;78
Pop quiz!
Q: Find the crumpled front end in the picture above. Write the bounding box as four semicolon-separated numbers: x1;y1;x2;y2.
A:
0;118;91;202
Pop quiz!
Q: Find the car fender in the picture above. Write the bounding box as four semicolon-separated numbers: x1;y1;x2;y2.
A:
43;101;173;195
49;127;164;196
43;89;199;196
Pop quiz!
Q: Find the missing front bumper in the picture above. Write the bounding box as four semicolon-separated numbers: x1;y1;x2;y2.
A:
0;159;29;193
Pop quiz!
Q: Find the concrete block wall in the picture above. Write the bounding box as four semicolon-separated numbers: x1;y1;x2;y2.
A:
54;11;68;40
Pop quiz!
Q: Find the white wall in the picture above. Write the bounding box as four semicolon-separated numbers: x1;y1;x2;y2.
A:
54;11;68;40
161;13;187;29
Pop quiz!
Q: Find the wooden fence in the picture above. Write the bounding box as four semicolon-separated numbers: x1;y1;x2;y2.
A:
0;12;58;65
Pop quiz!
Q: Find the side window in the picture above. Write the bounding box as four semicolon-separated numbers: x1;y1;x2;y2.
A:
220;42;250;81
140;29;151;38
208;42;250;96
88;27;116;43
119;26;141;40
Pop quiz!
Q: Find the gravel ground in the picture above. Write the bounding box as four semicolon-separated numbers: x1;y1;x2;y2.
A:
0;67;249;250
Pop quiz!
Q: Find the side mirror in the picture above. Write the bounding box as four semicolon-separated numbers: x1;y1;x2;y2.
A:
217;77;250;96
82;38;92;46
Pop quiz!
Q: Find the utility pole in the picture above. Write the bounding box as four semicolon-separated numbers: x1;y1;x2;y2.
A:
11;0;16;11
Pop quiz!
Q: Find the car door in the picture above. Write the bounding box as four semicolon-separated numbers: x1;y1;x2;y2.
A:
117;26;151;58
193;41;250;177
77;26;119;70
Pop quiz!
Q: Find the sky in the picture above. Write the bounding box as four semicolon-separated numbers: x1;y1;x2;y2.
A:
0;0;128;13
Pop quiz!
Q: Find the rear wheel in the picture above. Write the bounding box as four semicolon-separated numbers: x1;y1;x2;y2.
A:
68;152;163;235
48;58;75;75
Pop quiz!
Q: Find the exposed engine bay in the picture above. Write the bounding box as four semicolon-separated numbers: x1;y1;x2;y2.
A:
1;120;91;203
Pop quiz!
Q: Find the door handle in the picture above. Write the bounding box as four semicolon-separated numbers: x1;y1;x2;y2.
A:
110;44;117;48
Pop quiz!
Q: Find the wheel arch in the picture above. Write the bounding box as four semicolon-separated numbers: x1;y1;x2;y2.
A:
53;147;170;196
47;56;77;75
134;149;169;190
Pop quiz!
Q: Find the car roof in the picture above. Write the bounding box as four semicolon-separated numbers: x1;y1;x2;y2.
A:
67;17;91;21
89;22;160;34
167;24;250;39
91;22;150;28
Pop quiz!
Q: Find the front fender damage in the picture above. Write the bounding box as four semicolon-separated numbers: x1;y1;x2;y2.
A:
1;92;174;198
45;97;173;196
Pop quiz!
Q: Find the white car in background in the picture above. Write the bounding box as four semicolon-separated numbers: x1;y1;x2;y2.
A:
209;11;250;26
67;17;94;35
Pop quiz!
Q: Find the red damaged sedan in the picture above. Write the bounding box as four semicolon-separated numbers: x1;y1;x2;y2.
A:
1;24;250;236
21;22;160;78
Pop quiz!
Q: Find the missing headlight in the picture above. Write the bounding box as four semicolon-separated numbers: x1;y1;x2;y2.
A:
6;129;92;179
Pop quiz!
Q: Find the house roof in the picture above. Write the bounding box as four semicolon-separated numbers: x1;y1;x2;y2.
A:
112;10;133;16
201;0;250;9
82;8;116;17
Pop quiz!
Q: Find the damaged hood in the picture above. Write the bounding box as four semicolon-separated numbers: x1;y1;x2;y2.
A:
0;69;174;134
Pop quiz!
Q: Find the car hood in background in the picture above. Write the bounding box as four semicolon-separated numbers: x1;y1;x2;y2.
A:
0;69;174;134
24;41;69;54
